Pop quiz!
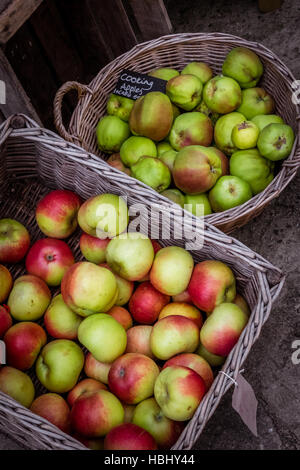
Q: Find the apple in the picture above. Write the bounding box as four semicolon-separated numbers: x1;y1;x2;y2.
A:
161;189;185;208
188;260;236;313
67;378;107;407
196;341;226;367
0;366;35;408
222;47;263;88
44;294;82;340
0;265;13;303
233;293;250;316
4;322;47;370
154;365;206;421
159;149;178;172
36;339;84;393
166;74;203;111
120;136;157;167
108;353;160;404
0;304;12;338
36;189;81;239
78;313;127;363
131;156;171;192
231;120;259;149
163;353;213;391
237;87;275;119
0;219;30;263
251;114;284;131
203;75;242;114
181;62;213;84
30;393;70;433
84;353;111;385
126;325;154;358
106;232;154;281
80;233;110;264
157;141;173;157
209;175;253;212
123;404;136;423
8;274;51;321
129;281;170;324
99;263;134;306
172;289;193;304
149;68;179;81
72;434;104;450
106;94;134;122
151;239;162;254
150;315;199;360
204;147;229;176
150;246;194;296
214;112;246;155
132;397;184;449
77;193;128;239
70;390;124;438
107;306;133;330
169;112;213;151
96;115;130;153
107;153;131;176
158;302;203;328
61;262;118;316
104;423;157;450
184;193;212;217
257;123;295;161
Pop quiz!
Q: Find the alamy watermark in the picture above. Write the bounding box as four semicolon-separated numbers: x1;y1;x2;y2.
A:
0;340;5;364
291;340;300;365
0;80;5;105
292;80;300;105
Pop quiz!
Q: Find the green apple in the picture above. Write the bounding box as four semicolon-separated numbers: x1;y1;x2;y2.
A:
195;100;220;125
181;62;213;84
0;366;35;408
131;156;171;192
209;175;253;212
257;123;295;161
96;115;130;153
166;74;203;111
78;313;127;363
107;94;134;122
169;112;213;151
203;76;241;114
149;68;179;81
222;47;263;88
251;114;284;132
214;112;246;155
161;189;185;207
120;136;157;167
36;339;84;393
44;294;82;340
231;120;259;149
230;148;274;194
159;149;178;172
8;274;51;321
156;141;173;157
184;193;212;216
237;87;275;119
196;341;226;367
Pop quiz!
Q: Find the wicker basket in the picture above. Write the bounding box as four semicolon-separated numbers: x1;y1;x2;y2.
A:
54;32;300;234
0;114;284;450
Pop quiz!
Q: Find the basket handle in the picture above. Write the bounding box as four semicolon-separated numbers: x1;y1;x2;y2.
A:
53;81;93;143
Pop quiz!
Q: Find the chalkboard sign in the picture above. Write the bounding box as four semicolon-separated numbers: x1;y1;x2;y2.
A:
113;69;167;100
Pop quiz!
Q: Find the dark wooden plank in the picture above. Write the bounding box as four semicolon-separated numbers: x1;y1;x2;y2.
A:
0;0;43;44
128;0;172;41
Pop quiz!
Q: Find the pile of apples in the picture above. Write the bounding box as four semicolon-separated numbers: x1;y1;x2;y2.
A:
96;47;295;216
0;189;250;450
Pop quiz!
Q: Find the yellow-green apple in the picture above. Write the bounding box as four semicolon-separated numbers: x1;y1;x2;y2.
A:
106;232;154;281
209;175;253;211
123;404;136;423
8;274;51;321
172;289;193;304
200;303;248;356
0;366;35;407
159;149;178;172
132;397;184;449
120;136;157;167
96;115;130;153
108;352;160;404
36;189;81;239
214;112;246;155
233;293;250;316
150;246;194;296
25;238;75;286
129;281;170;324
84;352;111;385
78;313;127;362
107;153;131;176
205;147;229;176
36;339;84;393
150;315;199;360
251;113;284;131
237;88;275;119
104;423;157;450
157;141;173;156
0;265;12;302
163;353;213;391
0;219;30;263
30;393;70;433
106;94;134;122
154;365;206;421
166;74;203;111
107;306;133;330
80;233;110;264
131;156;171;192
196;341;226;367
0;304;12;338
126;325;154;358
71;389;124;437
173;145;222;194
231;120;259;149
77;193;128;239
44;294;82;340
203;76;241;114
257;123;295;161
129;91;173;141
61;262;118;316
188;260;236;313
67;378;107;407
184;193;212;217
169;112;213;151
149;68;179;80
161;189;185;208
230;148;274;194
4;322;47;370
181;62;213;84
158;302;203;328
222;47;263;88
99;263;134;306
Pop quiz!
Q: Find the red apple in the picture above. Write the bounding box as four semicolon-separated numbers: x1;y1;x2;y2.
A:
67;378;107;407
0;265;13;303
79;233;110;264
84;352;111;384
107;306;133;330
163;353;214;391
129;281;170;324
0;219;30;263
126;325;154;358
158;302;203;328
0;304;12;338
26;238;75;286
30;393;70;433
104;423;157;450
36;189;81;239
4;322;47;370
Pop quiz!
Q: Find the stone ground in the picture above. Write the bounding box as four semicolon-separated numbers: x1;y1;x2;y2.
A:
1;0;299;451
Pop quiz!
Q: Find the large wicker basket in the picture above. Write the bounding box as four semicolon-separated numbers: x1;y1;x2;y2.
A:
0;114;284;450
54;32;300;234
